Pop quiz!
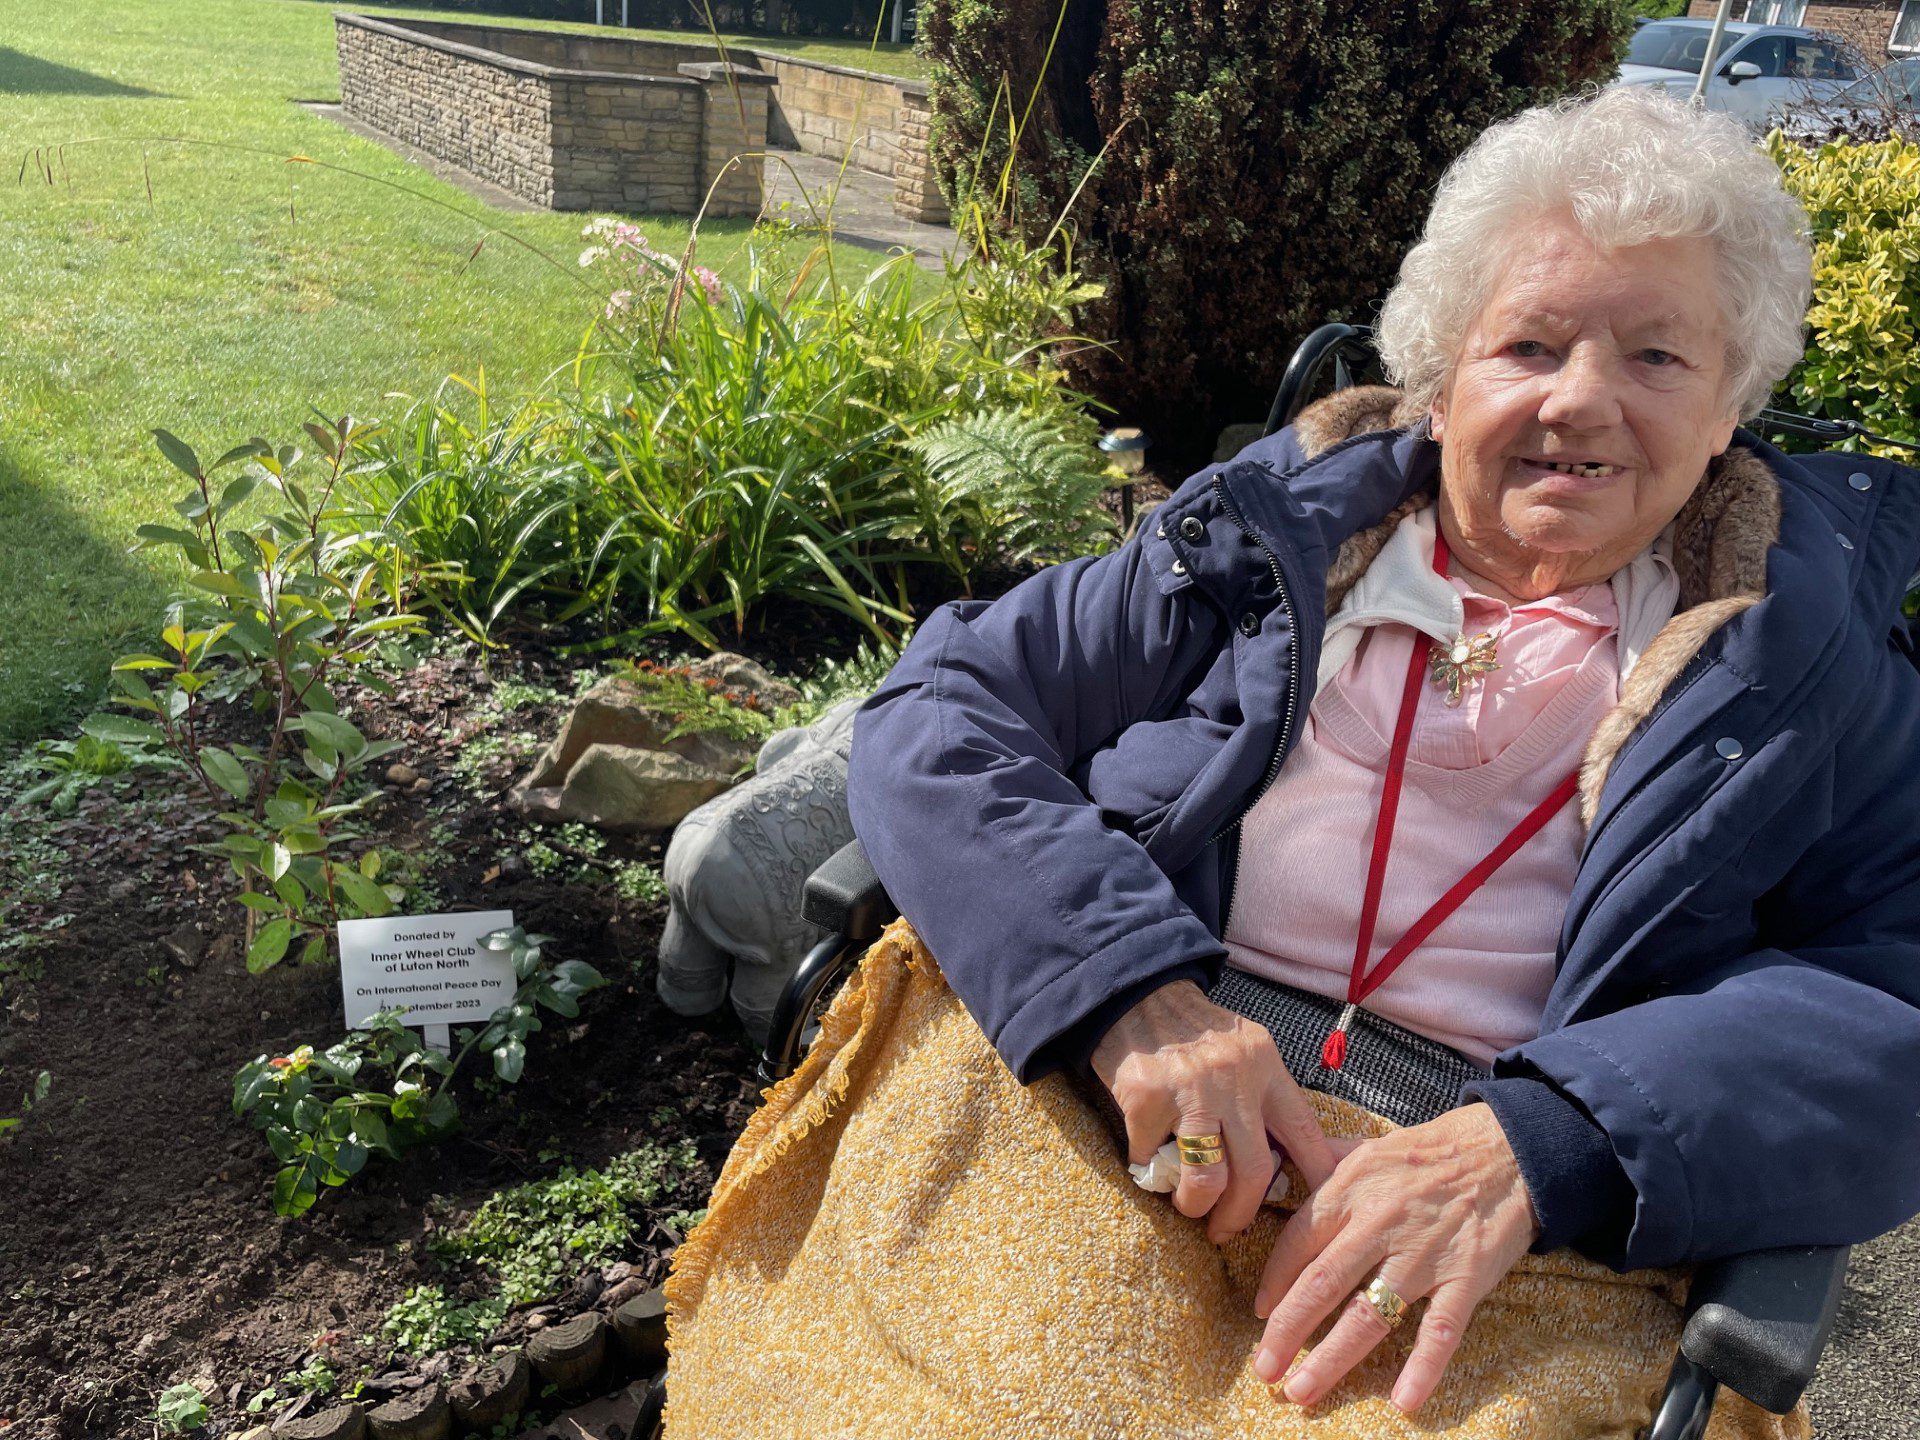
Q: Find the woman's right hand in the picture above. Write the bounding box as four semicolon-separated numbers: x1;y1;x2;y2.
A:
1091;979;1338;1244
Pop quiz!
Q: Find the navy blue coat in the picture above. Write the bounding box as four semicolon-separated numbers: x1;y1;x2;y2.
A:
845;413;1920;1272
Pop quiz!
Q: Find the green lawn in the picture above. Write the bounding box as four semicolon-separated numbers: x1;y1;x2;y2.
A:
0;1;921;746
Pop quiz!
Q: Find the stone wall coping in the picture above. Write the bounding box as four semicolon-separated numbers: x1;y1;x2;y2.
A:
335;14;928;97
336;13;699;88
676;60;780;85
750;49;931;97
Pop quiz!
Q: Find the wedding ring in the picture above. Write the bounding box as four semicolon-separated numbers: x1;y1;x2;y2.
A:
1361;1275;1408;1330
1176;1132;1226;1165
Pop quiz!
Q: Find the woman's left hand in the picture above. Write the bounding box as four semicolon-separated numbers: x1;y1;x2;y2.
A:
1249;1103;1541;1414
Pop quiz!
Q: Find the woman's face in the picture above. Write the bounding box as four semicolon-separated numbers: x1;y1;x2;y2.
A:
1429;213;1740;587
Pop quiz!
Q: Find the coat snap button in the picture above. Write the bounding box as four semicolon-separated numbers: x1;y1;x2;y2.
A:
1715;737;1744;761
1836;532;1854;551
1238;612;1259;637
1155;522;1166;540
1849;471;1872;491
1170;559;1187;576
1180;515;1206;542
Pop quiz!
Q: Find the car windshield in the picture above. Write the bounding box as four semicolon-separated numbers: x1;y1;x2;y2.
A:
1833;57;1920;108
1625;22;1721;75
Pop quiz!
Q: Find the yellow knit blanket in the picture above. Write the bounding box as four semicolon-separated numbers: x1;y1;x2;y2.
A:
665;918;1810;1440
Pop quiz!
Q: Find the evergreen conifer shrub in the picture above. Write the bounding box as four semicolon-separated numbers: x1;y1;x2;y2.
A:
920;0;1631;453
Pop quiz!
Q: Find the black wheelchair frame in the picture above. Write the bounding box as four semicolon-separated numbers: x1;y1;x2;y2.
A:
656;323;1866;1440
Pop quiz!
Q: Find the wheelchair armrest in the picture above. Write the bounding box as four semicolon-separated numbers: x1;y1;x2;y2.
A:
1680;1244;1850;1414
802;837;898;941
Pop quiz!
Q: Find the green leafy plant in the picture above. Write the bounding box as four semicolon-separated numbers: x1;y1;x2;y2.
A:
381;1284;509;1355
0;1070;51;1139
612;860;669;905
350;224;1113;656
89;420;454;970
434;1140;699;1304
15;735;166;816
902;407;1117;582
1767;131;1920;458
153;1382;210;1434
232;927;604;1217
339;373;580;650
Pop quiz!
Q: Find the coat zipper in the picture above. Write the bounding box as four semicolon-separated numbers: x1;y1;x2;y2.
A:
1201;472;1303;937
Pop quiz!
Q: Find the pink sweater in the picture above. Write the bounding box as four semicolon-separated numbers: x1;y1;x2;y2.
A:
1222;575;1621;1068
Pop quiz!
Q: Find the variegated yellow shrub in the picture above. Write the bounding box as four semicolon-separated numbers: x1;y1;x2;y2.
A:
1768;132;1920;458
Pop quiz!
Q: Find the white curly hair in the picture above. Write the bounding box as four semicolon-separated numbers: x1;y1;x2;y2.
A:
1375;86;1812;421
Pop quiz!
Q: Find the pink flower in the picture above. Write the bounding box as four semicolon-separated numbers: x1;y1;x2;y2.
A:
610;223;650;253
605;289;635;319
691;266;724;306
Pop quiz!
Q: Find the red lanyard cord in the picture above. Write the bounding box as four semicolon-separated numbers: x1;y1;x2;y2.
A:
1322;525;1580;1070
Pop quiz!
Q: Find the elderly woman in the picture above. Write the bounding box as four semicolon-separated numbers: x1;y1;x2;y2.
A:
663;88;1920;1438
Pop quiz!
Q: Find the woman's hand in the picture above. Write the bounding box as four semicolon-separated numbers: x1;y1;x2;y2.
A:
1091;980;1338;1243
1250;1103;1540;1413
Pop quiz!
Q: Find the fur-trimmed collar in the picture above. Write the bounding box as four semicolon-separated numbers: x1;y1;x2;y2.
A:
1291;385;1781;826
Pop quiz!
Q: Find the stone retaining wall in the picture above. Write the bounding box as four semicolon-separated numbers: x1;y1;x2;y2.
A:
334;14;946;222
757;54;948;223
337;14;772;214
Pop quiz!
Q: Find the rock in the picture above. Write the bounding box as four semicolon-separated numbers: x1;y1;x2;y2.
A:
683;653;801;707
526;1311;609;1393
234;1428;275;1440
610;1288;668;1369
273;1403;366;1440
509;668;790;834
385;763;420;786
367;1384;450;1440
1213;421;1265;463
161;925;206;969
447;1351;529;1432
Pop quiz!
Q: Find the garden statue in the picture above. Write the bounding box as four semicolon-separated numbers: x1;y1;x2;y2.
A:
657;696;864;1044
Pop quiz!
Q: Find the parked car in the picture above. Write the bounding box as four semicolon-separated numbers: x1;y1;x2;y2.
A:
1778;55;1920;144
1613;19;1865;129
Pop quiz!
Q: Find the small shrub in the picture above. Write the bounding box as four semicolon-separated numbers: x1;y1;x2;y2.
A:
1767;132;1920;457
91;421;449;969
919;0;1631;452
233;927;604;1217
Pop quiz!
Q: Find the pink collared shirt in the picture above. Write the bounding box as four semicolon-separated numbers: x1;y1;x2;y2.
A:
1222;575;1621;1068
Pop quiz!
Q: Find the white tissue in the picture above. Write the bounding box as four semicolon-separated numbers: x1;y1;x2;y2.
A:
1128;1140;1292;1203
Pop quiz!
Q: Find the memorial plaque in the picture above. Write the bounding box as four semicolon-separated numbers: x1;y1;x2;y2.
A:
338;910;516;1029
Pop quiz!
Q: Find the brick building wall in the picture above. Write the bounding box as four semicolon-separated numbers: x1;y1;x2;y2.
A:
1685;1;1911;61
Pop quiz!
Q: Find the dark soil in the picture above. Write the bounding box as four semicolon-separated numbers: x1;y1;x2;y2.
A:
0;586;967;1440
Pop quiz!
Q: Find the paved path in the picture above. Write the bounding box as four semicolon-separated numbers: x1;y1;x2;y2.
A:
1807;1216;1920;1436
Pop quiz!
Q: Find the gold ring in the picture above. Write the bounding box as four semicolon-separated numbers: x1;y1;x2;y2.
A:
1361;1276;1408;1330
1176;1132;1226;1165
